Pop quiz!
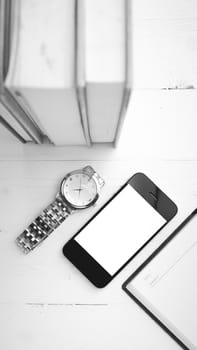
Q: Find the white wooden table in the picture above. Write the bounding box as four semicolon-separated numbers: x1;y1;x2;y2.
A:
0;1;197;349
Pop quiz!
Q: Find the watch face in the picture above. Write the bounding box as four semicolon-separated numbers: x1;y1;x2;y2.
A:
62;171;98;208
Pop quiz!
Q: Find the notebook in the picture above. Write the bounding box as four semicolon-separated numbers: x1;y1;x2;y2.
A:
123;209;197;350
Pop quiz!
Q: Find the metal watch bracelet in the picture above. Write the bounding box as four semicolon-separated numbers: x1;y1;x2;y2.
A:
16;195;72;254
84;166;105;188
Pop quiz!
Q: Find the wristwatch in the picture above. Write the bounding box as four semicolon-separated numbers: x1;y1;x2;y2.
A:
16;166;105;253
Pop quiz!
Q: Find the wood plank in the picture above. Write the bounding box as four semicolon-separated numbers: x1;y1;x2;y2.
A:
0;159;196;305
0;302;180;350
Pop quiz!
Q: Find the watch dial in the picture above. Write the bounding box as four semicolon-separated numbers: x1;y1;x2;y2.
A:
63;172;97;207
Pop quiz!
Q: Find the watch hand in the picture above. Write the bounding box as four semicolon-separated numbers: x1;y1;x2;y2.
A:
79;177;81;197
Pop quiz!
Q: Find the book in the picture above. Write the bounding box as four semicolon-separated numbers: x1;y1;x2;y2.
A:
1;0;130;145
4;0;89;146
77;0;131;144
0;0;44;143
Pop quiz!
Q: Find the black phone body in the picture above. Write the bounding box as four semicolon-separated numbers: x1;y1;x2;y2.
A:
62;173;177;288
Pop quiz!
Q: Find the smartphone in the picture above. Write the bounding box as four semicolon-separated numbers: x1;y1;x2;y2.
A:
62;173;177;288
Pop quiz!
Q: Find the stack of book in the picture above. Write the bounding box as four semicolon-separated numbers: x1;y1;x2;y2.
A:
0;0;131;146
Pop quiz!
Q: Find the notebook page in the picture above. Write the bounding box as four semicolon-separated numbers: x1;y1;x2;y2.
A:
127;214;197;350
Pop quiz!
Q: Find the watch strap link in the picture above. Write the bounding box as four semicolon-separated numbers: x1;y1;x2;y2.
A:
16;195;72;254
83;166;105;188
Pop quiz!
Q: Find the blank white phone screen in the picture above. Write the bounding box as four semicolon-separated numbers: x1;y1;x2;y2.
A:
75;185;166;275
